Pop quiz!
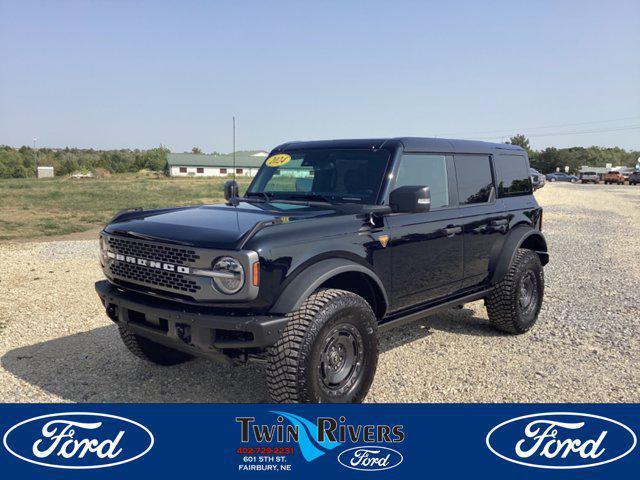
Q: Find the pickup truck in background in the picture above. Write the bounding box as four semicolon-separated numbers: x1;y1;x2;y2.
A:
579;171;599;184
603;171;625;185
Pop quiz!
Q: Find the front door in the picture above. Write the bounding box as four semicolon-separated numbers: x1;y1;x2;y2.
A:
386;153;463;312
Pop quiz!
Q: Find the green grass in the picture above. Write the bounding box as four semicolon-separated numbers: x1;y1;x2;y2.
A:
0;174;251;241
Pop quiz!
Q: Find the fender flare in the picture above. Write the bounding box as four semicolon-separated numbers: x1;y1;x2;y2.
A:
269;258;389;315
489;226;548;285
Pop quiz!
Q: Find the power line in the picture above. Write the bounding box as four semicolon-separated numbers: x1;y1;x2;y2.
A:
468;124;640;141
435;116;640;138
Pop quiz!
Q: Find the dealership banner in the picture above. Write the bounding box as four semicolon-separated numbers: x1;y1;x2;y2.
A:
0;404;637;478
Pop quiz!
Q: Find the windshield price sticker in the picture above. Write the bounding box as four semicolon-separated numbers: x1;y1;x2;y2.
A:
265;154;291;167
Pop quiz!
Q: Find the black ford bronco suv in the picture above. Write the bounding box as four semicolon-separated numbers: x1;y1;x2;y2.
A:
95;138;548;403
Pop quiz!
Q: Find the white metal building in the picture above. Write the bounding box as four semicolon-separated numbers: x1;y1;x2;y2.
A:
167;151;268;177
37;166;54;178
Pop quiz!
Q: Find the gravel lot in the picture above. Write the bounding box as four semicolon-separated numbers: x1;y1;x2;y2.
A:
1;183;639;403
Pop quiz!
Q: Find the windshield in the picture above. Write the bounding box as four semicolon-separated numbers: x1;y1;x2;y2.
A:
247;149;390;204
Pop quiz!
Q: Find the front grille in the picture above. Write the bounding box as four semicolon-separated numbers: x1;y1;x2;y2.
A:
109;261;201;293
106;237;200;265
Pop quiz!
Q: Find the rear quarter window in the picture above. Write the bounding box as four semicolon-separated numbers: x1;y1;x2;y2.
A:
495;154;532;197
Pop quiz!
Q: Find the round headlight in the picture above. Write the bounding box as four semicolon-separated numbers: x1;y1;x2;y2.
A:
212;256;245;294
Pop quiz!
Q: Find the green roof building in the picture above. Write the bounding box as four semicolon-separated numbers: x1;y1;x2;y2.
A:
167;151;268;177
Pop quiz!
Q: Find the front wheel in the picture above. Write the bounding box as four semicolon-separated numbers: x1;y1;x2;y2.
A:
485;249;544;334
266;289;378;403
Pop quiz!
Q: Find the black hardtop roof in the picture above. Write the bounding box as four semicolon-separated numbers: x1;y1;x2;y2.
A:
273;137;525;155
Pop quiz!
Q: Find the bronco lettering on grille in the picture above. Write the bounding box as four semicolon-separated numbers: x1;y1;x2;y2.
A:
108;252;190;274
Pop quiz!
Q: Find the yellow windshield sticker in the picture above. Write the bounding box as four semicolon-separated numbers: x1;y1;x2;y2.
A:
265;154;291;167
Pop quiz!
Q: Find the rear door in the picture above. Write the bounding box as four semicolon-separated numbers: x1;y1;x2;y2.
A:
386;153;463;311
454;154;508;289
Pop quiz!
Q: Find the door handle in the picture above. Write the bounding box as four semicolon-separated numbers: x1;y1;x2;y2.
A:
442;225;462;236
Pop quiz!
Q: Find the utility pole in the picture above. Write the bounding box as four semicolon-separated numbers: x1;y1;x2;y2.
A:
33;137;38;177
232;116;236;180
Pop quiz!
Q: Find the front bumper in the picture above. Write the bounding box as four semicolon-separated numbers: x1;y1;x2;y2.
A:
95;280;288;362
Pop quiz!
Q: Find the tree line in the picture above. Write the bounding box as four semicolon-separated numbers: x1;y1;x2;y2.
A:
506;135;639;173
0;145;169;178
1;139;638;179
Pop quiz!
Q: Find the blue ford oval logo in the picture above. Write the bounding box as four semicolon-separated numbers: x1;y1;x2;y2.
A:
337;446;403;471
2;412;154;469
486;412;637;469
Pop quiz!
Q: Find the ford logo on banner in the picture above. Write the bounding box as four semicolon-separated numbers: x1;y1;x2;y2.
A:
486;412;637;469
337;446;403;471
2;412;154;469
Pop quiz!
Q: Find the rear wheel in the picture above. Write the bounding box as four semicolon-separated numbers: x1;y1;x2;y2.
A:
118;327;193;366
485;249;544;334
266;289;378;403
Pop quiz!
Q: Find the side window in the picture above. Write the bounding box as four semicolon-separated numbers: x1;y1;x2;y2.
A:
454;155;493;205
395;154;449;209
494;154;532;197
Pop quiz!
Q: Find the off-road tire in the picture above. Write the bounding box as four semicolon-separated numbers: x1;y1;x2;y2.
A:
266;289;378;403
485;248;544;334
118;327;193;366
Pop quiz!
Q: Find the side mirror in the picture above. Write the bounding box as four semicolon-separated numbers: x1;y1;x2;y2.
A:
224;180;239;204
389;185;430;213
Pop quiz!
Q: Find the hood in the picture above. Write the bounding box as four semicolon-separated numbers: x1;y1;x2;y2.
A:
104;201;341;249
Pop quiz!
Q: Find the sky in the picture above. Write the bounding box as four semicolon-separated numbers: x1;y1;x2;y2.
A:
0;0;639;153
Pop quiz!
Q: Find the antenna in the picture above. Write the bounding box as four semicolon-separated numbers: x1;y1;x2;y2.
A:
232;116;236;180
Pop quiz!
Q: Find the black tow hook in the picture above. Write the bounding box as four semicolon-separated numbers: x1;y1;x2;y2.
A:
176;323;192;344
106;304;119;322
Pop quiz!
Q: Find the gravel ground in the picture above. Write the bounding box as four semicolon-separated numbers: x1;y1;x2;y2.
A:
1;183;639;403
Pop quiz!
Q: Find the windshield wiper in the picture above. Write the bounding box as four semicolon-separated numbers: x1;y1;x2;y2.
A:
281;193;334;203
244;191;272;202
244;191;337;208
